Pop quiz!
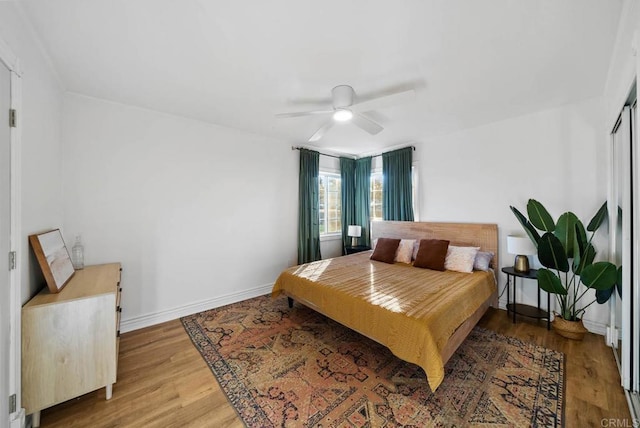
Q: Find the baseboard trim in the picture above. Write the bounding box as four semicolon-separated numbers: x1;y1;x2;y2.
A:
120;283;274;333
582;319;608;336
10;408;25;428
497;298;609;336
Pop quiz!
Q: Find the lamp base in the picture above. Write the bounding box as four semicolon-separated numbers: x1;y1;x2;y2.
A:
351;237;358;247
514;255;530;273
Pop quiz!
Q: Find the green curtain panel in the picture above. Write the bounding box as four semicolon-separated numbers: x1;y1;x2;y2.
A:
298;149;321;264
340;157;356;253
382;147;414;221
355;157;372;247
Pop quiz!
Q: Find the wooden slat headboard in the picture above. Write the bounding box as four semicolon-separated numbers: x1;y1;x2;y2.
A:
371;221;499;269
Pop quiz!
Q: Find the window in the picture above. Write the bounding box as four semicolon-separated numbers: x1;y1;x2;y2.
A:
370;172;383;221
319;167;416;237
370;167;418;221
319;173;342;235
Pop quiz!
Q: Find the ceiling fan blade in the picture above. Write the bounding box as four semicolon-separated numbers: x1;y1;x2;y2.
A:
351;89;415;113
276;110;334;118
352;113;383;135
308;120;335;142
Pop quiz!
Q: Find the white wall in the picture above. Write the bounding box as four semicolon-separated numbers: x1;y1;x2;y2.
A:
61;94;298;330
604;0;639;130
0;4;64;303
414;96;610;331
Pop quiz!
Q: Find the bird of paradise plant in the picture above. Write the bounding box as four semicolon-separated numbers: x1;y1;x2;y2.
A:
510;199;619;321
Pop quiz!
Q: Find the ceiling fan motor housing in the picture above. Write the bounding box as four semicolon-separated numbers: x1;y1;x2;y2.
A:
332;85;355;109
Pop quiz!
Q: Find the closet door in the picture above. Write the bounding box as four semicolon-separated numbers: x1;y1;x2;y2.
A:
609;112;624;363
0;58;10;427
632;100;639;393
610;102;638;392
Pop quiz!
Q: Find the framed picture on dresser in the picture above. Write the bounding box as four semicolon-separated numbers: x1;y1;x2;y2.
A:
29;229;75;293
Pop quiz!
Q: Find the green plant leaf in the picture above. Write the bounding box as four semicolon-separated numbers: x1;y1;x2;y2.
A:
509;206;541;246
617;266;622;297
574;221;587;257
587;202;608;232
538;232;569;272
572;221;587;273
596;286;614;304
554;212;578;258
573;243;595;275
527;199;556;232
537;268;567;295
581;262;617;290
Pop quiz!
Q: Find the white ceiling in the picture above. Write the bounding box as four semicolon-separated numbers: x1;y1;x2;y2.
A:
21;0;622;155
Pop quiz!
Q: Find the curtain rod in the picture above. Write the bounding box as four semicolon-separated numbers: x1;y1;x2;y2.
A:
290;146;343;159
367;145;416;158
291;145;415;159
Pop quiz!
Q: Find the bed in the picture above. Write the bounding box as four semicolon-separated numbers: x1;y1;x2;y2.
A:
272;221;499;391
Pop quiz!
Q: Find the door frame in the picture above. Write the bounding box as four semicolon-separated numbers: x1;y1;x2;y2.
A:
0;35;23;424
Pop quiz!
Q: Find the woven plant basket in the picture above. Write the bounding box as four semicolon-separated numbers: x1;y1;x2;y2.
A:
552;313;588;340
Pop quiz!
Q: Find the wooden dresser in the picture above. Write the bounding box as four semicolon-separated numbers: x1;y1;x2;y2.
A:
22;263;122;427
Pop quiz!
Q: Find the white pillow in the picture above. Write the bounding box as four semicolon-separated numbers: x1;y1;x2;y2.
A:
394;239;416;264
474;251;494;271
412;240;420;260
445;246;480;273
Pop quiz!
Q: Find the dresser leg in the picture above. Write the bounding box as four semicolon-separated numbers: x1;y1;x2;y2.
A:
106;384;113;400
32;411;41;428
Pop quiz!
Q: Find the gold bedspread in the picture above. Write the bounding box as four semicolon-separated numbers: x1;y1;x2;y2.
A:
272;252;496;390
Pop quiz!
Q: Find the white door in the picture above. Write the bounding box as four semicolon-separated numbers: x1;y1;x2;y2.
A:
0;60;11;426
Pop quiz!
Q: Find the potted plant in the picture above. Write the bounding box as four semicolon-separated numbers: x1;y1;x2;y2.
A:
510;199;619;340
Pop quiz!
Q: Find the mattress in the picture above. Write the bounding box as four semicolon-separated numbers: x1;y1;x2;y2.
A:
272;251;497;390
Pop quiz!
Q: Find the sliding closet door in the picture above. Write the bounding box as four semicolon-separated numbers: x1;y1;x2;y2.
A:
632;100;639;393
609;113;625;362
610;102;639;393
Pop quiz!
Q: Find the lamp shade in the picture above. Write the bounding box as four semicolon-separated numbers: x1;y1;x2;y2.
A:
347;225;362;237
507;235;536;255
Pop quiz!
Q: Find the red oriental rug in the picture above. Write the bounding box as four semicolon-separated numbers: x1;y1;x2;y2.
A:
181;294;564;427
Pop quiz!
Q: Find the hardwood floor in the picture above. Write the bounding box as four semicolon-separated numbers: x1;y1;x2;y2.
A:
40;307;631;427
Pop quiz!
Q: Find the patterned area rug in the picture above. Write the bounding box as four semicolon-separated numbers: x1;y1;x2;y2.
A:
181;295;564;427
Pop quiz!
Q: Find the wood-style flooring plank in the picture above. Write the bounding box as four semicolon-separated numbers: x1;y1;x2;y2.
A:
39;307;630;427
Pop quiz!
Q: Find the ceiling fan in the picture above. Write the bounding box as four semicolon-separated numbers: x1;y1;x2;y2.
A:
276;85;415;142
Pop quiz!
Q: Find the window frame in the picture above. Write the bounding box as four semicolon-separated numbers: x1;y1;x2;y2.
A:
317;162;419;242
370;172;383;222
318;171;343;240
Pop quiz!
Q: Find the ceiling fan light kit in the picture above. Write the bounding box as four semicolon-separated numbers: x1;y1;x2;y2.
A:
333;108;353;122
277;84;415;142
331;85;355;108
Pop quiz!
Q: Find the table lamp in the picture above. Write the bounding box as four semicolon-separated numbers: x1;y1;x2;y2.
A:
507;235;536;273
347;225;361;247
